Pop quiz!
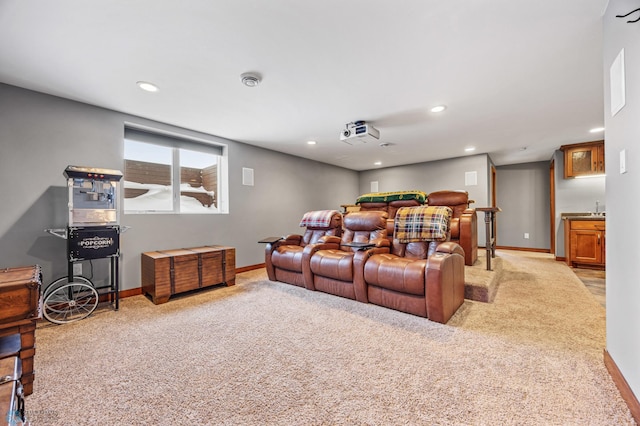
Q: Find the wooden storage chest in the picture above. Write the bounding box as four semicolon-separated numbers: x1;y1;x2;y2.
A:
0;265;42;323
0;265;41;396
0;357;25;425
141;246;235;304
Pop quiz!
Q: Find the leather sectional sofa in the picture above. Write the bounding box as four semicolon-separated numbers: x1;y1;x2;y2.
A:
265;207;466;324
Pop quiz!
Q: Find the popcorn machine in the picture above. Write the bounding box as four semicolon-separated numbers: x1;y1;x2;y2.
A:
44;166;126;324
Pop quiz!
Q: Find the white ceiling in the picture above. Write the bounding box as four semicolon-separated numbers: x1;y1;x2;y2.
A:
0;0;608;171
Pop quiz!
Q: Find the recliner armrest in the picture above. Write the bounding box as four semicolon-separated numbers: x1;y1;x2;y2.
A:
353;245;391;303
265;235;303;280
321;235;342;245
458;209;478;266
301;238;341;290
265;234;302;255
372;238;390;249
282;234;303;245
435;241;465;257
425;244;465;323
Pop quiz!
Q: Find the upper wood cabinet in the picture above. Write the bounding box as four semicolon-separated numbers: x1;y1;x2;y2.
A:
560;141;605;178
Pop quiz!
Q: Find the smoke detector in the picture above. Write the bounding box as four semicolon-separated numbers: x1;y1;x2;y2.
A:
240;72;261;87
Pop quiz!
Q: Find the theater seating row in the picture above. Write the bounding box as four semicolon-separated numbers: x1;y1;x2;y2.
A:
265;204;466;324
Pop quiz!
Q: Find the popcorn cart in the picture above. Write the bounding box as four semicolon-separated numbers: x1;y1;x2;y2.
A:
44;166;127;324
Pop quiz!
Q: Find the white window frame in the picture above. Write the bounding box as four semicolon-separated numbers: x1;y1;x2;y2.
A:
123;124;229;215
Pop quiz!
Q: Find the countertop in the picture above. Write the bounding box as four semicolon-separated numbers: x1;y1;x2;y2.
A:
561;212;605;221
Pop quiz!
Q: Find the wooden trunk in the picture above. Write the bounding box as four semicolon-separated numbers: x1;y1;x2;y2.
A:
141;246;235;304
0;265;41;397
0;357;25;425
0;265;42;323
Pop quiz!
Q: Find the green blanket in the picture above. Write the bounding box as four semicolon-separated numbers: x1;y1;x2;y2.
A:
355;190;427;205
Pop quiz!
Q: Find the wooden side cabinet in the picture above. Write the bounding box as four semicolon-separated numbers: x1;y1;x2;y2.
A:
560;141;605;178
564;219;605;269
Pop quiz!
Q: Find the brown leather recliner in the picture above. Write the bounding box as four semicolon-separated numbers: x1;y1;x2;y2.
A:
355;241;465;324
354;206;465;324
427;190;478;266
304;211;389;300
265;210;342;287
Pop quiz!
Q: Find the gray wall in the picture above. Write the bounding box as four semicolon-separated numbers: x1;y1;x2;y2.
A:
358;154;490;246
0;84;359;290
552;149;606;258
604;0;640;400
496;161;550;250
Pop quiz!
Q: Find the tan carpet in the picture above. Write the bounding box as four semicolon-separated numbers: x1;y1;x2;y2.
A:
25;250;634;425
464;249;503;303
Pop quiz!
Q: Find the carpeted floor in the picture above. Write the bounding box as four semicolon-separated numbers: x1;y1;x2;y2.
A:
25;250;634;425
464;249;503;303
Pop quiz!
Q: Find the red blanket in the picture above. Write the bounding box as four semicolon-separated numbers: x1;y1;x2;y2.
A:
299;210;340;228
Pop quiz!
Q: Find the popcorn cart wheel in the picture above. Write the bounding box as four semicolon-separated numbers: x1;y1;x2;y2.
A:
42;276;99;324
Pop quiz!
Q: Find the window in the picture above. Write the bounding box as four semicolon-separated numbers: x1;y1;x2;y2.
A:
123;127;228;214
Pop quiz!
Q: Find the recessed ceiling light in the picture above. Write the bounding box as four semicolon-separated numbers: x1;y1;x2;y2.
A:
465;147;476;152
307;140;317;145
374;161;382;166
240;72;261;87
589;127;605;133
430;105;447;113
137;81;159;92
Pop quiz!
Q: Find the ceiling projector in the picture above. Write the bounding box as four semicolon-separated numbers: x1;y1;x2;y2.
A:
340;121;380;144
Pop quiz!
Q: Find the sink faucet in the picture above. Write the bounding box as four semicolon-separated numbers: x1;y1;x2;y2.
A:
595;200;600;214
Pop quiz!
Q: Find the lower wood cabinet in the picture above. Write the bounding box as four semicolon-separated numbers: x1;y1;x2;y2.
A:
141;246;235;304
564;219;605;269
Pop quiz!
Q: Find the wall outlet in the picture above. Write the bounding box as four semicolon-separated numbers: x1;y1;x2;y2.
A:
73;263;82;276
524;233;530;239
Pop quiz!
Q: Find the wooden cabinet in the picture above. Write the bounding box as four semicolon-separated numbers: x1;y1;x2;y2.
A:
141;246;235;304
564;219;605;269
560;141;605;178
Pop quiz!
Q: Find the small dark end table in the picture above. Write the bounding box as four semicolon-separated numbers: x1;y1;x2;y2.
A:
476;207;501;271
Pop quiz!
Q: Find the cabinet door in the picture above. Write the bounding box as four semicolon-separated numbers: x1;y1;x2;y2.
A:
566;146;598;177
570;230;603;264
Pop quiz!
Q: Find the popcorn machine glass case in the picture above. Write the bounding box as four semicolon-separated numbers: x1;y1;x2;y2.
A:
64;165;122;226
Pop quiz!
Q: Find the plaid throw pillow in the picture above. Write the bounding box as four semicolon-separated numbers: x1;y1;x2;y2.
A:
394;206;452;242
